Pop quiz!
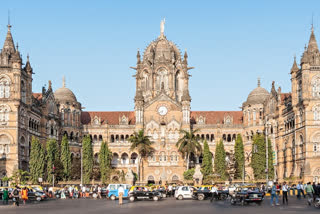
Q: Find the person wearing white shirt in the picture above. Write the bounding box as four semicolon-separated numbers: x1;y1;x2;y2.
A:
82;186;87;198
282;182;288;205
210;186;218;202
118;185;125;205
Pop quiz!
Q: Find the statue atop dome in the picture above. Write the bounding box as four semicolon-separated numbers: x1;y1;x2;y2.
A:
160;18;165;36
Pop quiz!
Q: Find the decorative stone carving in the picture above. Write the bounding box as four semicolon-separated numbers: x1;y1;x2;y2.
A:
193;164;203;185
125;168;135;185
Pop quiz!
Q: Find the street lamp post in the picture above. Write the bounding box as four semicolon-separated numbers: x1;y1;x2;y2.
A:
81;146;83;187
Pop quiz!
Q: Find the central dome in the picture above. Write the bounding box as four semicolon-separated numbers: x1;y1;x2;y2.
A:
143;35;182;62
244;79;269;106
54;78;77;102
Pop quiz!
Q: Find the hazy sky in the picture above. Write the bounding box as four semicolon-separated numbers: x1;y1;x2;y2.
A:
0;0;319;111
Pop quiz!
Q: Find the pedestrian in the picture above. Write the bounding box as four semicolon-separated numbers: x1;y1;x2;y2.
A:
2;188;9;205
97;185;102;199
210;185;218;202
313;182;318;201
305;182;315;206
282;182;288;205
297;182;303;199
82;185;86;199
11;186;20;207
21;187;28;205
270;182;280;206
168;185;173;197
118;185;124;205
48;186;53;198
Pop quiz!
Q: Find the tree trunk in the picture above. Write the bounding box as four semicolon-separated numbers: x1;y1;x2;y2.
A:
186;153;190;170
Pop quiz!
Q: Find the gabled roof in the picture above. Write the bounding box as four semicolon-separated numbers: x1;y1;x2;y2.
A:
33;93;42;101
190;111;243;125
81;111;136;125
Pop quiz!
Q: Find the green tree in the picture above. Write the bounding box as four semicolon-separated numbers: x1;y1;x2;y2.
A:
29;136;45;184
60;135;72;181
176;129;202;170
82;135;94;184
201;140;213;179
99;141;112;184
183;168;195;180
11;170;29;185
129;129;155;182
46;139;59;183
214;140;227;180
251;134;274;180
234;134;245;179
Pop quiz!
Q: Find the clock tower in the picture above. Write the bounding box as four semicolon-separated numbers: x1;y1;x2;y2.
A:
132;20;193;183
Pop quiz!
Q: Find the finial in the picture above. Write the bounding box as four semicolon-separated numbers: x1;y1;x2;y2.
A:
27;53;29;62
7;10;11;31
312;13;314;32
48;80;52;90
62;76;66;87
16;42;19;51
257;77;261;87
160;18;165;36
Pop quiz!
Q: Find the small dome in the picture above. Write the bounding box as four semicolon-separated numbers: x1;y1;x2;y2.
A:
54;77;77;102
244;79;269;106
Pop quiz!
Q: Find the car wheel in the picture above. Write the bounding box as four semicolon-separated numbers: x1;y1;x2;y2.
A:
153;196;159;201
198;194;204;201
230;199;236;205
178;195;183;200
129;196;135;202
110;195;116;200
36;197;42;202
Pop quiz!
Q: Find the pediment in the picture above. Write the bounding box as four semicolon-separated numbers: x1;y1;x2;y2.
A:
144;92;181;109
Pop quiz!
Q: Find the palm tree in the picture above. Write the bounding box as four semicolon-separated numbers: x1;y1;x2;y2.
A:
176;129;202;170
129;129;155;183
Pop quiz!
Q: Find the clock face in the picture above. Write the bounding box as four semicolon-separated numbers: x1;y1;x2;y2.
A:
158;106;168;116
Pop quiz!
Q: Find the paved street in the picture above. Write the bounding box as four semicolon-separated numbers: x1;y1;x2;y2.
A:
0;197;319;214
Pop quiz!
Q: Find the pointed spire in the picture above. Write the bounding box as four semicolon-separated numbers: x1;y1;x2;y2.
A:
291;55;299;73
136;48;141;64
307;25;319;52
183;49;188;64
2;23;15;53
62;76;66;88
48;80;52;90
24;53;33;73
257;77;261;87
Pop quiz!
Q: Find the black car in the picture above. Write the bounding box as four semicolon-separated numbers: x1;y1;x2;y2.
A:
230;186;264;205
193;187;212;200
129;187;161;202
27;188;47;201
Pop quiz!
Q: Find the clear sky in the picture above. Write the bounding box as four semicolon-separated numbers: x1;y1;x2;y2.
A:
0;0;319;111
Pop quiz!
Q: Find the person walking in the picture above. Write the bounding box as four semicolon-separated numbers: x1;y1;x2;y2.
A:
21;187;28;205
2;188;9;205
118;185;124;205
82;186;86;199
306;182;315;206
97;185;102;199
270;182;280;206
11;186;20;207
282;182;288;205
297;182;303;199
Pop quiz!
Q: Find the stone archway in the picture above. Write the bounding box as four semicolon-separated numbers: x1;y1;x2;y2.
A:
147;175;155;184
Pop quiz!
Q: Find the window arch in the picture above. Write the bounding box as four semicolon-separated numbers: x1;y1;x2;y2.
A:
0;104;10;123
0;75;10;98
0;134;10;155
313;105;320;120
312;75;320;98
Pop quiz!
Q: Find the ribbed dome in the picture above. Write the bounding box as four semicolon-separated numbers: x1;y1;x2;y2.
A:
54;77;77;102
245;79;269;105
143;35;181;62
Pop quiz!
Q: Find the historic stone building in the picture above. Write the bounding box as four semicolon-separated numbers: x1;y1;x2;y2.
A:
1;20;320;185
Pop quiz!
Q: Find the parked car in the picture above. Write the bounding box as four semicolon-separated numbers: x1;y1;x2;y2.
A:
193;185;213;200
128;186;161;202
107;184;131;200
150;185;167;198
230;186;264;206
175;186;194;200
27;188;47;201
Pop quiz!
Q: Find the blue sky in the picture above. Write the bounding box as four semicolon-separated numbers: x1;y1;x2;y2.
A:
0;0;318;111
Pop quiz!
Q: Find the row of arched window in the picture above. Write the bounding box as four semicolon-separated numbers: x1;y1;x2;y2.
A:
111;153;138;165
64;131;80;142
148;152;179;162
110;134;133;143
90;134;103;142
61;109;81;127
196;134;215;142
29;118;40;132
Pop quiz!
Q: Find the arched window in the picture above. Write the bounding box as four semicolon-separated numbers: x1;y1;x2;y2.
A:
0;134;10;156
112;153;119;165
312;76;320;98
121;153;129;165
0;104;10;123
0;76;10;98
130;153;138;164
21;80;26;103
313;105;320;120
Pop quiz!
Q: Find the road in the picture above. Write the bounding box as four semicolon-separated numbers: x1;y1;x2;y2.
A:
0;196;318;214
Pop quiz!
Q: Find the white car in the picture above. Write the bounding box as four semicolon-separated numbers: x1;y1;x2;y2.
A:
175;186;194;200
